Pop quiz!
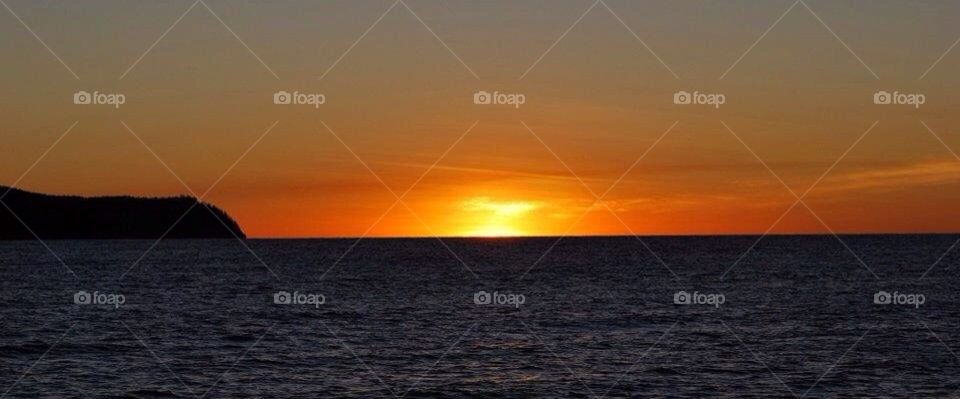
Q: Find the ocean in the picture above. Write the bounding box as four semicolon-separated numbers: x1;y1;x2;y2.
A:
1;235;958;398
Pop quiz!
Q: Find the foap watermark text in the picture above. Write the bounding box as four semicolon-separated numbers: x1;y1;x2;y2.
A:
74;290;125;309
74;91;125;108
874;291;925;308
473;90;525;108
274;90;326;108
474;290;525;308
273;290;325;308
674;90;725;108
873;91;924;108
674;290;725;308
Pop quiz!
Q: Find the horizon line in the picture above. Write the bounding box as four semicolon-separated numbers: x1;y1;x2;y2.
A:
246;231;960;240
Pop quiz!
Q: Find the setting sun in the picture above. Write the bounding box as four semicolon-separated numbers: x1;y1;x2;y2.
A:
457;197;540;237
464;224;523;238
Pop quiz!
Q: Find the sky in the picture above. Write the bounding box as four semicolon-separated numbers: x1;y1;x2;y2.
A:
2;0;960;237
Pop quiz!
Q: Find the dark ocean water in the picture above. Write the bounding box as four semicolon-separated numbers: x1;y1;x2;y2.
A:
1;235;959;398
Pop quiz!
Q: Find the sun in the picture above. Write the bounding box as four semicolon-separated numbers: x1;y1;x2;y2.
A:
466;224;523;237
457;196;539;237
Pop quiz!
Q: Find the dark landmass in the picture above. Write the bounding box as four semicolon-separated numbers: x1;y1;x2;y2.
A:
0;186;245;240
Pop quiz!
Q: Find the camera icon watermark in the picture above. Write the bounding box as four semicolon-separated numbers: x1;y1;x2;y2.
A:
273;90;326;109
473;290;525;308
873;290;924;308
673;290;725;308
673;90;725;109
73;91;126;108
473;90;525;109
73;290;126;309
273;290;325;308
873;91;924;108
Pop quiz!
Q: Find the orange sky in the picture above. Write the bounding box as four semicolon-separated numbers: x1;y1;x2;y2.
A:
2;0;960;237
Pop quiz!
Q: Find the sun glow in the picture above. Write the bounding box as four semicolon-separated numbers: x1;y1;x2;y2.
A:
458;197;540;237
466;224;523;237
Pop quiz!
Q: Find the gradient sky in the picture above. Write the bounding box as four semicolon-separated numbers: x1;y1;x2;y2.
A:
2;0;960;237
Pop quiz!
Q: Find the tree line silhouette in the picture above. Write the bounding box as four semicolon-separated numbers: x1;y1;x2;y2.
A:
0;186;245;240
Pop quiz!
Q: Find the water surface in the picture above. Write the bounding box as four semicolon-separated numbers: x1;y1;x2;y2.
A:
1;235;958;398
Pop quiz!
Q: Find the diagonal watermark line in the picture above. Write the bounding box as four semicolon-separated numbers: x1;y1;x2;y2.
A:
799;0;878;80
516;121;678;280
319;0;400;81
920;121;960;162
319;0;479;81
400;322;478;398
1;322;76;399
914;318;960;397
121;0;202;80
0;0;80;80
120;120;280;280
517;120;680;281
396;121;479;200
598;0;679;80
598;121;681;202
329;134;476;274
720;0;800;80
719;319;799;398
122;119;278;225
721;200;802;280
721;0;879;80
720;120;878;279
1;121;79;201
798;200;875;275
195;123;279;200
0;200;79;280
120;0;278;80
200;323;275;399
319;122;476;202
519;222;584;281
723;122;878;278
398;200;475;276
318;201;401;282
119;120;281;281
519;320;599;398
120;121;191;188
0;121;80;278
521;120;599;198
800;325;873;398
201;201;280;281
599;320;679;398
318;120;479;280
199;0;280;80
920;35;960;80
719;120;881;280
399;0;479;80
318;319;400;399
596;202;681;280
120;321;197;399
915;121;960;280
915;318;960;365
520;0;601;80
120;200;200;278
278;328;394;398
919;238;960;280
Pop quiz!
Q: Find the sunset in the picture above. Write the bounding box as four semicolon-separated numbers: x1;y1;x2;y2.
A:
2;1;960;397
2;0;959;239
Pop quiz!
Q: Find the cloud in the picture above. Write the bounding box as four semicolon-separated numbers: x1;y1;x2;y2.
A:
597;160;960;213
598;194;748;213
817;160;960;194
462;197;541;216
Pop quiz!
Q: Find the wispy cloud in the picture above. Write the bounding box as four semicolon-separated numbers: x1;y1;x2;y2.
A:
598;194;749;214
461;197;542;216
595;160;960;214
816;160;960;195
